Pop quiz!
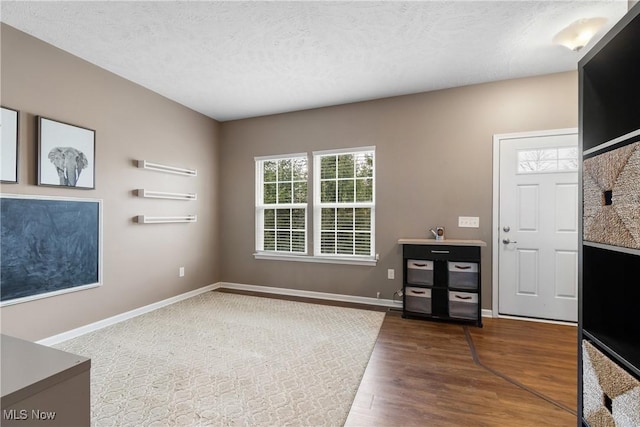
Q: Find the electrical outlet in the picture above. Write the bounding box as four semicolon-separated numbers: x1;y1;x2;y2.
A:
387;269;395;279
458;216;480;228
376;291;380;299
179;267;185;277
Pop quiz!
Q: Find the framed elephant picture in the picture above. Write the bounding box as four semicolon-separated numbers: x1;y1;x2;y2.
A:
38;116;95;189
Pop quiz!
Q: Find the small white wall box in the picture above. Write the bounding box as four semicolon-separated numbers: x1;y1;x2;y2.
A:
458;216;480;228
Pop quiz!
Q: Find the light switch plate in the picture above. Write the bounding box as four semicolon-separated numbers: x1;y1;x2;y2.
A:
459;216;480;228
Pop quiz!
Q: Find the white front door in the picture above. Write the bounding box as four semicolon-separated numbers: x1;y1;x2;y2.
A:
497;130;578;322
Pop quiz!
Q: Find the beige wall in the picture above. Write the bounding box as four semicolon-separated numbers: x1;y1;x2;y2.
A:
0;24;221;341
219;71;578;309
0;22;579;339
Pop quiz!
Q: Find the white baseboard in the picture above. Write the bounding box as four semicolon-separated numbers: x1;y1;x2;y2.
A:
37;284;220;346
38;282;490;347
494;313;577;326
218;282;404;309
480;309;575;321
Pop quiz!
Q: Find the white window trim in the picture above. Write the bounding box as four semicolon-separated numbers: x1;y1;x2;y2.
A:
254;148;378;266
253;252;377;266
312;147;376;262
312;145;376;156
255;154;308;255
255;152;308;162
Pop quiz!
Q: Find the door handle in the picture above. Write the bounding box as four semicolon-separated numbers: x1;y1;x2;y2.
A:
502;239;518;244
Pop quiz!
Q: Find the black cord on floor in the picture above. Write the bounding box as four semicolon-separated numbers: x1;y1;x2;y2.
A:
462;326;577;417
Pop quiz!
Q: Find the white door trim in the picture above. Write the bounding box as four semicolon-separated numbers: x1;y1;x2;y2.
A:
491;128;578;319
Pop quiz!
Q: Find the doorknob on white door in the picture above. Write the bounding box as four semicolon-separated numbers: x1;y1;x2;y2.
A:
503;226;511;232
502;238;518;244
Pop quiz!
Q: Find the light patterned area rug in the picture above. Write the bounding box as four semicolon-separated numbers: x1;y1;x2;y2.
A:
54;291;384;426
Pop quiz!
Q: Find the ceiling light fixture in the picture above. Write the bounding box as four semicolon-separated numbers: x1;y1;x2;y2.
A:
553;17;608;51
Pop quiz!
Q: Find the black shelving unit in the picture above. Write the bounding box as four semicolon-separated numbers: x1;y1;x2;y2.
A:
400;242;483;327
578;4;640;426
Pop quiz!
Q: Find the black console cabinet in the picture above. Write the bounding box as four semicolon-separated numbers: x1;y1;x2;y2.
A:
399;239;485;327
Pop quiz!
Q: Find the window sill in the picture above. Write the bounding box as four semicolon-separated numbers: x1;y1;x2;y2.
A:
253;252;377;266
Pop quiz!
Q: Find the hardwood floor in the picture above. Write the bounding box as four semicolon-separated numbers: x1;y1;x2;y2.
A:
468;317;577;414
345;314;577;427
218;289;578;426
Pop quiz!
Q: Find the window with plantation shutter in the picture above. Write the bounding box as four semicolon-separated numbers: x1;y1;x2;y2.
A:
255;154;308;254
313;147;375;259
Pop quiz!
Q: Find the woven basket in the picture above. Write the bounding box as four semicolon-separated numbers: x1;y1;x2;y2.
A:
583;340;640;426
583;142;640;249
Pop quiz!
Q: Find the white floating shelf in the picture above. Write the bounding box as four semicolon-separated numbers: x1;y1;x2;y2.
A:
136;189;197;201
137;160;197;177
136;215;197;224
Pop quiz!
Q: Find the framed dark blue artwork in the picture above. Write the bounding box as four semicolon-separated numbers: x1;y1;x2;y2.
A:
0;194;102;306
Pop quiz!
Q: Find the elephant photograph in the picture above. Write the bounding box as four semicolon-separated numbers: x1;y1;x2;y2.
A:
48;147;88;187
38;116;95;189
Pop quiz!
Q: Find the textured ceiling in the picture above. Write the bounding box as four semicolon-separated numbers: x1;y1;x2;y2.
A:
0;1;628;121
